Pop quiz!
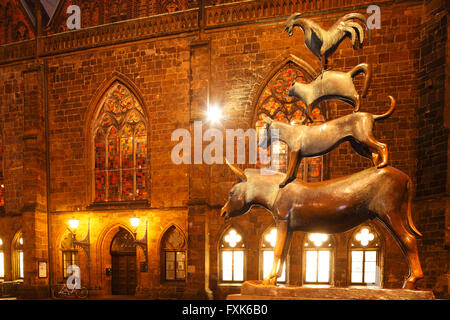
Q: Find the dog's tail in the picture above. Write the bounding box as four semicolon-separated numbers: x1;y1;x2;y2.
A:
348;63;372;98
374;96;396;121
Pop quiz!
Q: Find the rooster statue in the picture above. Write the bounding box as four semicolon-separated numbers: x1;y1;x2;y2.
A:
285;13;371;69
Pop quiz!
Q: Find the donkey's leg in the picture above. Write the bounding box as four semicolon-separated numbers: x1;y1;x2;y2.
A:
264;220;288;285
378;214;423;289
279;150;301;188
276;231;293;279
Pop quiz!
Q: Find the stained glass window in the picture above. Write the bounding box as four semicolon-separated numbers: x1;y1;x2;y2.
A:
93;82;148;202
0;143;4;208
350;226;381;286
261;227;286;282
220;228;245;282
255;63;326;181
304;233;333;284
0;238;4;278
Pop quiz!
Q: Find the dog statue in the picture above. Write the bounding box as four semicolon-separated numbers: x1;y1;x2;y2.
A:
288;63;371;119
221;162;423;289
260;96;395;187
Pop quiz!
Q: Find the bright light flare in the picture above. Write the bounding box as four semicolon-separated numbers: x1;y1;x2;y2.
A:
207;105;222;123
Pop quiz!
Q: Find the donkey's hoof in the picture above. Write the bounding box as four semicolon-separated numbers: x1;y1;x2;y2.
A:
403;281;416;290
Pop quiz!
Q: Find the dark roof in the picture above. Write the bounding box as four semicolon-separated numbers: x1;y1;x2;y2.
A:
20;0;60;26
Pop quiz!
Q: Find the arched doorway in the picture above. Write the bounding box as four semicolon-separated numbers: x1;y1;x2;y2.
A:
110;228;137;295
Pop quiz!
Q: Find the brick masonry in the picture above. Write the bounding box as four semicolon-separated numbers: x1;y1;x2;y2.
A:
0;0;448;299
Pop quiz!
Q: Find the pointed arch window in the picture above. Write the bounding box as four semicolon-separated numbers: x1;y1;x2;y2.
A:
220;228;245;283
12;232;24;280
255;63;326;181
303;233;333;284
93;82;148;202
60;232;79;279
161;226;186;281
350;226;381;286
0;141;4;209
0;238;4;279
260;226;286;283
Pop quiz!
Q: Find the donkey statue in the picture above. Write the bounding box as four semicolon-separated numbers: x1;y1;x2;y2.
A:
221;161;424;289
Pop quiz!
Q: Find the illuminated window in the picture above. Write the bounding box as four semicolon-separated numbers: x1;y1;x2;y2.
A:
13;233;24;280
0;141;4;209
220;228;245;282
63;251;79;279
255;63;326;181
0;238;4;279
350;226;381;286
161;226;186;281
260;227;286;282
60;232;79;279
93;82;147;202
304;233;333;284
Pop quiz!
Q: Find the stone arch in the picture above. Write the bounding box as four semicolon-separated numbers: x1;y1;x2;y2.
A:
215;223;247;252
0;130;4;209
85;72;148;142
302;232;336;285
160;224;187;282
96;223;137;294
11;230;23;280
157;223;187;251
347;223;384;286
250;54;317;126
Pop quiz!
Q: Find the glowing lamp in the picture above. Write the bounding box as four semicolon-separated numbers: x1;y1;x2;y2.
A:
68;218;79;231
130;217;140;228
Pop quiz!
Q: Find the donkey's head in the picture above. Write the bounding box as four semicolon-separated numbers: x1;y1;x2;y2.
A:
220;161;252;221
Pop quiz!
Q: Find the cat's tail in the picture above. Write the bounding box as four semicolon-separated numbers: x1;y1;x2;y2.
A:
348;63;372;98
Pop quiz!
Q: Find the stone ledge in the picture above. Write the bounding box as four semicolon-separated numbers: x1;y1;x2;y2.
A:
228;281;435;300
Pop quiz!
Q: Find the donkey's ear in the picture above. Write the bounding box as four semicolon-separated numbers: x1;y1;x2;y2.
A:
261;114;273;124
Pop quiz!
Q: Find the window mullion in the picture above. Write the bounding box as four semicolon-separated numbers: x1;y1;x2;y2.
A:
105;133;109;201
133;126;137;200
232;250;235;282
362;250;366;284
316;249;319;283
119;128;123;201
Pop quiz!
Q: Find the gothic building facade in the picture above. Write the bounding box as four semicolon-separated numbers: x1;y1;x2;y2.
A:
0;0;448;299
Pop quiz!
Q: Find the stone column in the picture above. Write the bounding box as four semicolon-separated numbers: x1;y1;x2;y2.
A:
18;64;49;298
186;39;213;299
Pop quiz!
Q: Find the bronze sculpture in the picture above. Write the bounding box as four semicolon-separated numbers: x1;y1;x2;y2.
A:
260;96;395;187
288;63;371;117
284;12;371;69
220;11;424;292
221;162;423;289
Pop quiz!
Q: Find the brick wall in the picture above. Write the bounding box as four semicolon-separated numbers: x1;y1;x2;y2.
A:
0;0;448;298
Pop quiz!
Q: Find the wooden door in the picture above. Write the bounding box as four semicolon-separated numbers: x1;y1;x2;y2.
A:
112;254;137;295
110;228;137;295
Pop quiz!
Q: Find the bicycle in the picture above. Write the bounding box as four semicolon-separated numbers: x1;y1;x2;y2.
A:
51;282;88;299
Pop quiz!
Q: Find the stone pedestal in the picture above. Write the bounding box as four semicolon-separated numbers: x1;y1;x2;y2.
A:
227;281;435;300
